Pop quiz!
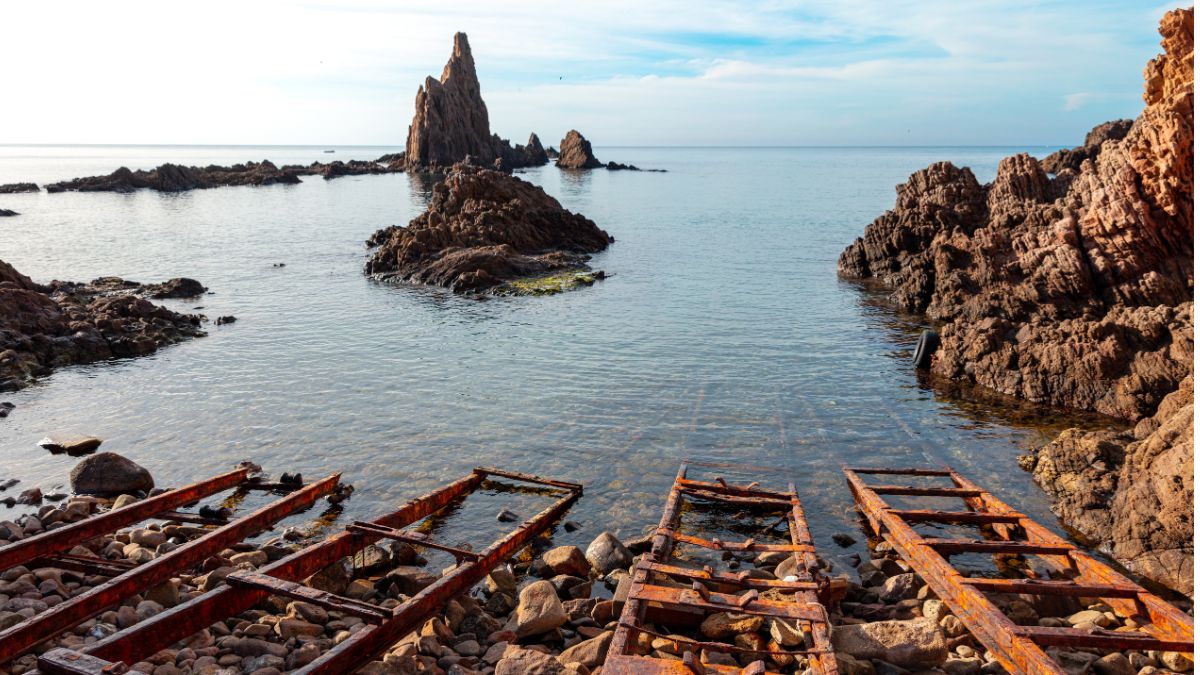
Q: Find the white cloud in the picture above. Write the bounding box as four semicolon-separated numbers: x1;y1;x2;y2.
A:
1063;92;1098;111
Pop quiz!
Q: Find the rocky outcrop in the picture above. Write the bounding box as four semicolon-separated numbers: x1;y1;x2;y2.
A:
1026;376;1193;596
0;209;17;217
555;130;603;169
838;8;1194;595
1040;119;1133;175
43;158;403;194
405;33;544;171
0;260;205;391
365;162;611;294
0;183;38;194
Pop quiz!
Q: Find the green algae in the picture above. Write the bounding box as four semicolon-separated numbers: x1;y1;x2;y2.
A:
494;270;603;296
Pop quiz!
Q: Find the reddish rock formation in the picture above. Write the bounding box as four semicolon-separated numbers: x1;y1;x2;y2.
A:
43;158;402;194
364;162;611;293
1040;119;1133;175
838;8;1194;595
555;130;603;170
405;33;545;171
0;261;205;391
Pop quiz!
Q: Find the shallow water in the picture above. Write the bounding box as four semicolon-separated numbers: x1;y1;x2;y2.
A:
0;144;1111;575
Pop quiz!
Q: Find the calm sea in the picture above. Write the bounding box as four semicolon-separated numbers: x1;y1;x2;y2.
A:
0;144;1104;573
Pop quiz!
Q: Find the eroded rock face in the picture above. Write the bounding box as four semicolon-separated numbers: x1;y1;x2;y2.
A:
1029;376;1193;596
555;130;602;169
1040;119;1133;175
838;8;1194;595
405;33;544;171
0;260;205;391
364;162;611;293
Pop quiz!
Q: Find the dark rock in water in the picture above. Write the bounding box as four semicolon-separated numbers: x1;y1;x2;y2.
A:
0;209;18;217
0;183;39;194
545;146;560;159
496;509;518;523
365;162;611;294
216;315;237;325
832;532;856;547
39;436;103;456
0;259;204;391
16;488;42;505
405;33;544;171
146;278;207;299
42;156;401;194
0;402;13;418
70;452;155;495
556;130;603;169
1040;119;1133;175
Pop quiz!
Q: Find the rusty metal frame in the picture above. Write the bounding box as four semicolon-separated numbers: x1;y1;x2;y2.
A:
38;467;582;675
606;461;839;675
844;466;1194;675
0;471;340;664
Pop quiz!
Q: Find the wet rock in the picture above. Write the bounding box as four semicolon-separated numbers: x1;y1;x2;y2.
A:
70;453;154;495
16;488;41;505
832;532;857;547
145;278;206;299
832;618;948;668
40;435;103;456
584;532;632;574
364;163;611;294
0;183;38;194
515;580;568;638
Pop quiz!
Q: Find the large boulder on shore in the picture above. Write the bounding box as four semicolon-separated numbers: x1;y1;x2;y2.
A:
70;452;155;495
555;130;603;169
364;162;611;293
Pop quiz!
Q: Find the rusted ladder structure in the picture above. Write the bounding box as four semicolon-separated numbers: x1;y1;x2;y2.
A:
39;467;582;675
606;461;839;675
0;467;340;665
844;466;1194;675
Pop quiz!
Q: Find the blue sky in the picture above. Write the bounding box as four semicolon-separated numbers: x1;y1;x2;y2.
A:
0;1;1189;146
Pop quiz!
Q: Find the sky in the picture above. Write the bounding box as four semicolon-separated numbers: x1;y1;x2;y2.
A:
0;1;1189;147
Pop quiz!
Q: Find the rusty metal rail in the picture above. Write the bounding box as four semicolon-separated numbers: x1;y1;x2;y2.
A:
0;470;340;665
606;461;838;675
844;466;1195;675
38;467;582;675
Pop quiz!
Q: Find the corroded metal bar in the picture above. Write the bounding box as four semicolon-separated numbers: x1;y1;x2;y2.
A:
294;486;581;674
0;467;249;572
845;467;951;476
348;522;482;561
225;570;390;624
868;485;982;497
608;462;839;675
888;509;1021;525
77;470;483;666
962;578;1141;598
949;469;1195;648
844;467;1065;675
846;466;1196;675
1;473;340;664
474;466;582;491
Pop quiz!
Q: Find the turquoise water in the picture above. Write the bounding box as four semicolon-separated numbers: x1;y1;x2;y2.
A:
0;144;1096;572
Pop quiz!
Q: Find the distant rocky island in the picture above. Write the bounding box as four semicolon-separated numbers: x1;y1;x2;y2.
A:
0;260;208;391
838;8;1193;596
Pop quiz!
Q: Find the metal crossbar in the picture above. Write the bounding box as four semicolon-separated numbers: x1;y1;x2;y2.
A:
38;467;582;675
606;461;839;675
0;470;340;665
844;466;1195;675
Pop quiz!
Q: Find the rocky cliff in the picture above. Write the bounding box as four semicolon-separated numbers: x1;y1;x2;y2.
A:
405;33;545;171
364;162;611;293
0;262;205;391
838;8;1194;595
